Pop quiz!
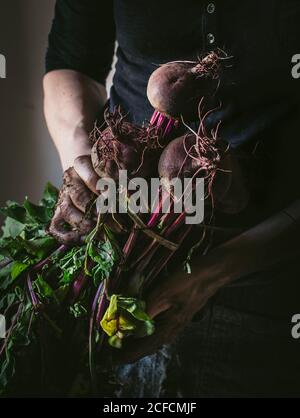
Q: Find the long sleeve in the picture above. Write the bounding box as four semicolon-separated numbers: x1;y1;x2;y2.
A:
46;0;116;85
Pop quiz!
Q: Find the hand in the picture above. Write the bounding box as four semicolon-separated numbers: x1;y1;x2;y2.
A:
50;155;131;245
111;197;300;364
112;260;223;364
49;155;99;245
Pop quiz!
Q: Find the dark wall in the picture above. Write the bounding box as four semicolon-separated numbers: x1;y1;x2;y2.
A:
0;0;61;207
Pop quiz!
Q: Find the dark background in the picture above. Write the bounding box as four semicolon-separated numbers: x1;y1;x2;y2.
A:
0;0;114;208
0;0;61;206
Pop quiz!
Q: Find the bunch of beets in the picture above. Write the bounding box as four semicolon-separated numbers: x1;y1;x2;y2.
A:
0;52;251;395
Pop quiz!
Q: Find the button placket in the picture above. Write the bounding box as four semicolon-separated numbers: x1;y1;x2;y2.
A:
204;2;218;49
207;33;215;45
207;3;216;14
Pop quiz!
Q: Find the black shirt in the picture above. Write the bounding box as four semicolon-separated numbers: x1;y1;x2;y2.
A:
46;0;300;147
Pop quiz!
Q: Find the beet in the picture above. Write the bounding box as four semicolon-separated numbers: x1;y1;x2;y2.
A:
91;109;161;181
158;131;250;215
147;52;221;121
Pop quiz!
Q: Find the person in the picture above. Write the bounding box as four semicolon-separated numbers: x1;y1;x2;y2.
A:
44;0;300;397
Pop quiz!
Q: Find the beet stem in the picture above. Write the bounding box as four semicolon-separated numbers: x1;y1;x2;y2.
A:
95;288;108;324
132;209;186;274
89;281;106;378
27;274;39;308
110;228;139;291
147;188;169;228
164;118;175;137
33;245;67;272
150;110;159;125
144;225;192;288
69;260;93;304
157;113;165;127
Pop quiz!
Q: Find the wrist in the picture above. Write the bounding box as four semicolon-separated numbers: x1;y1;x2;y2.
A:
191;245;232;294
58;130;92;171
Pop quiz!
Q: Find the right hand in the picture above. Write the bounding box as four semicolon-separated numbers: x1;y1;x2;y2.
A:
49;155;100;245
50;155;130;245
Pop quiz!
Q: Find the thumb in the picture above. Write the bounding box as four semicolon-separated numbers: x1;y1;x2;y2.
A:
74;155;99;195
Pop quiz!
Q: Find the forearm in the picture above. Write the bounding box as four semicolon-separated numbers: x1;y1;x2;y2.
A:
43;69;107;170
197;199;300;288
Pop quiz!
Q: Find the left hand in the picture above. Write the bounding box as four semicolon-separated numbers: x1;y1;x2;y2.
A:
112;260;223;364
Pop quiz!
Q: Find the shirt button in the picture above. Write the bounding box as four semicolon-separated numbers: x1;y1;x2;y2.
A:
207;33;215;45
207;3;216;14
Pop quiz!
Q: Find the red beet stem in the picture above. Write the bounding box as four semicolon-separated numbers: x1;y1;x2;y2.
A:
132;209;186;276
150;110;160;125
69;260;93;304
130;195;181;270
149;110;177;138
163;211;186;236
164;118;175;136
33;245;67;272
95;288;108;325
147;188;170;228
143;225;192;288
109;228;140;292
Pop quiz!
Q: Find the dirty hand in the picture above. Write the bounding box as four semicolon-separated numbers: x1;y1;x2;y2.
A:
49;155;99;245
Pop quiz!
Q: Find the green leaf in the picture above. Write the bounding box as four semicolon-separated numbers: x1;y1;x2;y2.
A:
69;302;87;318
0;262;13;280
0;234;57;265
1;217;25;239
0;201;27;224
23;236;57;259
0;184;60;395
34;275;54;299
58;247;85;284
41;182;59;209
108;335;123;349
88;239;117;286
134;319;155;338
0;292;17;311
100;295;155;348
23;198;52;224
11;261;30;280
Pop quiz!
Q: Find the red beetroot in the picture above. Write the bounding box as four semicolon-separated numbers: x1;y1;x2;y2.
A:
91;109;164;181
147;52;222;121
158;129;250;215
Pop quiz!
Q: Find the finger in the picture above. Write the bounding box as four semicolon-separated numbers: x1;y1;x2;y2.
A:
59;192;94;233
64;167;96;213
49;206;81;245
74;155;99;195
